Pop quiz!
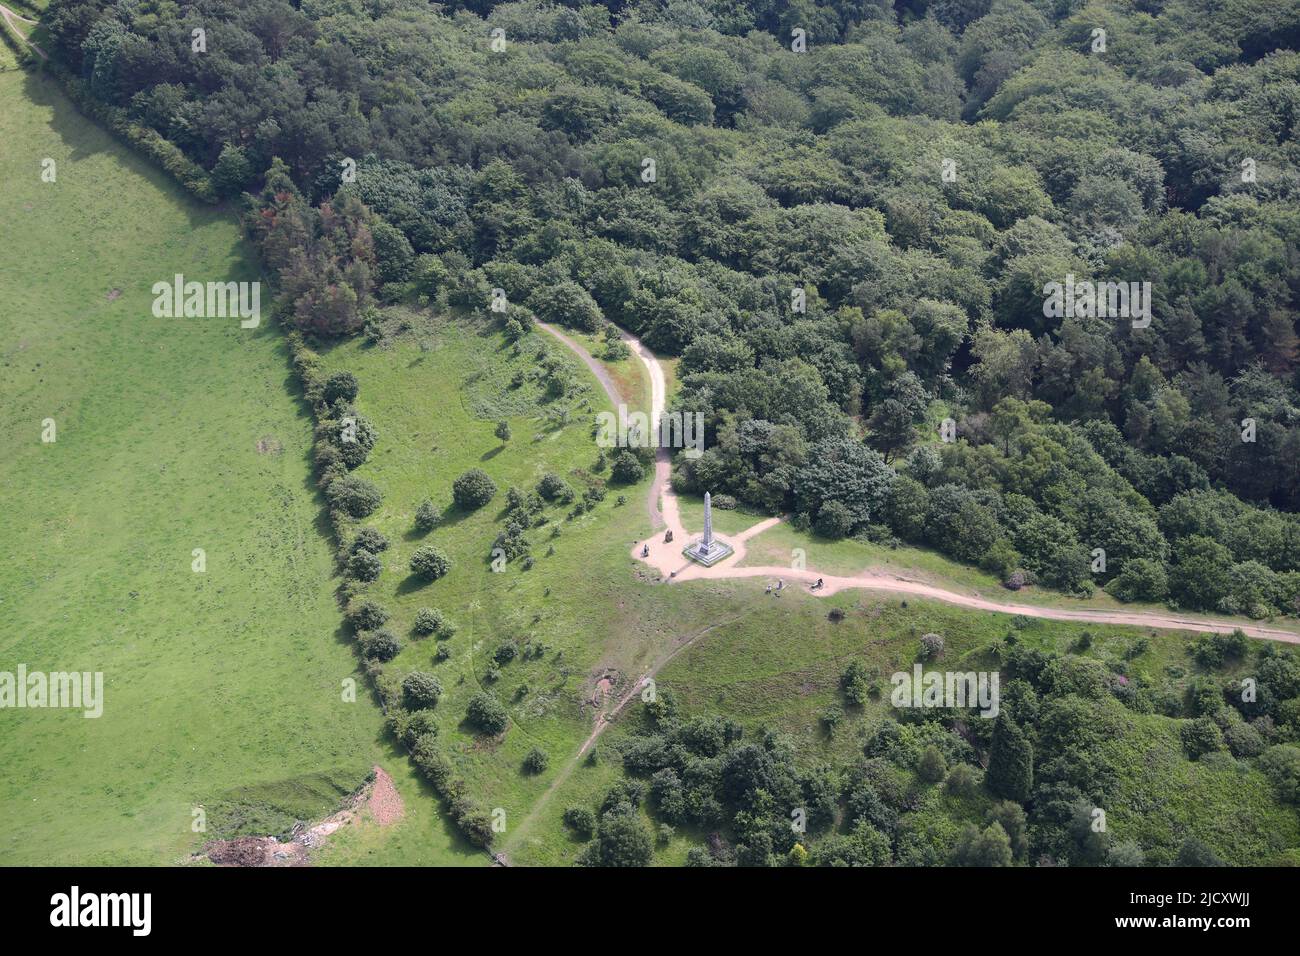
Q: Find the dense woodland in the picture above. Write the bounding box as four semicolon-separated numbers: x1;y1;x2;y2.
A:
30;0;1300;865
42;0;1300;620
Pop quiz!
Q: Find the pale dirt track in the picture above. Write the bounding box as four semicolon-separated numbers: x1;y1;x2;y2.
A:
538;320;1300;645
1;5;47;60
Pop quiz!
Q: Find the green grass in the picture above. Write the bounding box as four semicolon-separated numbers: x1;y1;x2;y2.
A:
310;313;756;864
0;71;465;865
600;590;1298;864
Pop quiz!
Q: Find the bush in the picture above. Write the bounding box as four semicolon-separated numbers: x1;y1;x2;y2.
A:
346;600;389;632
563;806;596;838
347;549;383;582
466;691;509;735
323;371;359;405
919;633;945;661
350;527;389;554
360;628;402;662
918;747;948;783
1108;558;1169;603
414;499;440;533
453;468;497;510
1180;717;1225;759
523;746;550;774
840;660;870;706
402;671;443;710
413;607;447;637
410;546;451;581
945;763;980;797
610;451;644;484
537;473;574;502
493;640;519;665
815;500;854;538
328;475;382;518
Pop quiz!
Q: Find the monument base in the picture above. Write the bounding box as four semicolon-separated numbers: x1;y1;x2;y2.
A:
683;538;734;567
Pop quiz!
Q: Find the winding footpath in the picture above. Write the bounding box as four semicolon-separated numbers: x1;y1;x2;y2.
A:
540;319;1300;645
1;5;47;61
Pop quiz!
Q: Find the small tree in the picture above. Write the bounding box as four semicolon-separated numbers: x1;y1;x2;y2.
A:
523;746;550;774
840;660;871;706
413;607;447;637
414;498;440;533
322;370;359;405
918;747;947;784
346;599;389;632
327;475;382;518
360;628;401;662
988;716;1033;802
402;671;443;710
347;549;383;582
410;546;451;581
350;527;389;554
467;691;509;735
495;420;512;444
610;451;644;484
563;806;596;838
453;468;497;509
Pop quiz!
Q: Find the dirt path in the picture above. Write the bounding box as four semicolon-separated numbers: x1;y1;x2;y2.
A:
542;317;1299;644
1;4;47;61
509;315;1300;859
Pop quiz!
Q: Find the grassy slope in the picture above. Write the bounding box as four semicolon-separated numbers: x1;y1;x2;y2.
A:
0;71;463;864
603;591;1299;864
310;314;751;864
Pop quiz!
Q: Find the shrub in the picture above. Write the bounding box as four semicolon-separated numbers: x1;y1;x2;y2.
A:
945;763;980;797
563;806;596;838
537;472;574;502
815;500;854;538
610;451;644;484
360;628;401;662
396;709;438;748
840;660;870;706
453;468;497;510
347;549;383;582
523;746;550;774
413;607;447;637
410;734;452;791
433;644;451;662
414;499;440;533
467;691;509;735
350;527;389;554
712;494;737;510
323;371;359;405
1108;558;1169;603
328;475;382;518
346;600;389;632
919;633;945;661
918;747;947;783
402;671;443;710
1180;717;1225;759
410;546;451;580
493;640;519;665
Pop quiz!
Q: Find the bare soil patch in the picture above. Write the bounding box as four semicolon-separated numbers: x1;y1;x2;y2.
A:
199;766;402;866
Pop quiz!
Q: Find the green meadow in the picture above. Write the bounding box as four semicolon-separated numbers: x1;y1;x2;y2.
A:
0;71;452;865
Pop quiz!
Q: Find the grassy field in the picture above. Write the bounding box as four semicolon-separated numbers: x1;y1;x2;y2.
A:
0;70;477;865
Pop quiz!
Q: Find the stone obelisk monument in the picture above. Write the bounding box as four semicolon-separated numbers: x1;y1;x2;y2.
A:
684;491;733;566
